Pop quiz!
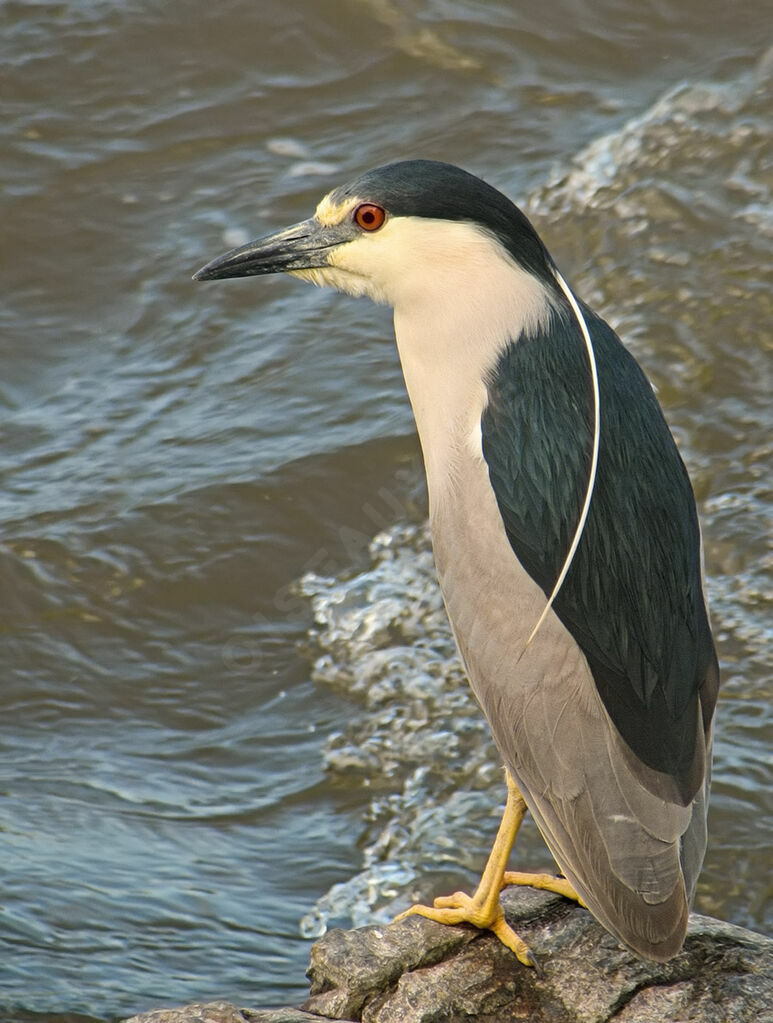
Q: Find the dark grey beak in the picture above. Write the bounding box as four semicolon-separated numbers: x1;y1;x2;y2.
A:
193;217;354;281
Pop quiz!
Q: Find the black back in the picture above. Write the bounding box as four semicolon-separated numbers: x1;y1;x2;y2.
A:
481;303;719;798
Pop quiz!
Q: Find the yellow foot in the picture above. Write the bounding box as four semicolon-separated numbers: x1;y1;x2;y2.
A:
393;772;549;969
502;871;587;908
395;892;539;969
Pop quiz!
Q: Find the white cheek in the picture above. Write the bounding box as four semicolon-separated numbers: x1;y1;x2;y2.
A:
288;263;389;303
326;222;430;307
325;235;396;303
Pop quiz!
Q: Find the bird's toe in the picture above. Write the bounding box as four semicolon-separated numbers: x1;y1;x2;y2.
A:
501;870;587;907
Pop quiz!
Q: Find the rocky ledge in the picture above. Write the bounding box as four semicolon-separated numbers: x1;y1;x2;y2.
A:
126;887;773;1023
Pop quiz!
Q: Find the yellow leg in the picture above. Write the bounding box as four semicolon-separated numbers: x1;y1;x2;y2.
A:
395;772;538;967
502;871;587;908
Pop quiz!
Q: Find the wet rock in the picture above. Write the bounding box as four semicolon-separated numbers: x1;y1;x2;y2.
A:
125;887;773;1023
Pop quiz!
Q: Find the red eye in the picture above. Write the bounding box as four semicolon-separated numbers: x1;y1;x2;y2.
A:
354;203;386;231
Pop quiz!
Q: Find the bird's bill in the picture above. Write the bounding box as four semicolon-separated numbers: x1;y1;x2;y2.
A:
193;217;354;281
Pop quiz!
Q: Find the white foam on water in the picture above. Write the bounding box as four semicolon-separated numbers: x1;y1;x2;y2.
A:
527;48;772;219
266;136;310;158
296;525;506;937
287;160;341;178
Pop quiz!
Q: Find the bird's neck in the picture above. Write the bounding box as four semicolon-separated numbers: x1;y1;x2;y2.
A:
392;261;555;510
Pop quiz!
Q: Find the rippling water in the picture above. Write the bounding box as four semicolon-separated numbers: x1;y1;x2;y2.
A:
1;2;771;1020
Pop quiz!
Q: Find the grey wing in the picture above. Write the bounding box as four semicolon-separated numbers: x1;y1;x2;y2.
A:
501;643;711;961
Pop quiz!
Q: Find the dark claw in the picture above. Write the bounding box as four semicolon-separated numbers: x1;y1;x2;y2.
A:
524;947;543;976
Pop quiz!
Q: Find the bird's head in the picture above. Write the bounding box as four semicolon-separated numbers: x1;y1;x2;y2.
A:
194;160;558;314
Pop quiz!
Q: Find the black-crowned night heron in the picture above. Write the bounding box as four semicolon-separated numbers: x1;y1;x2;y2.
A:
194;160;719;967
